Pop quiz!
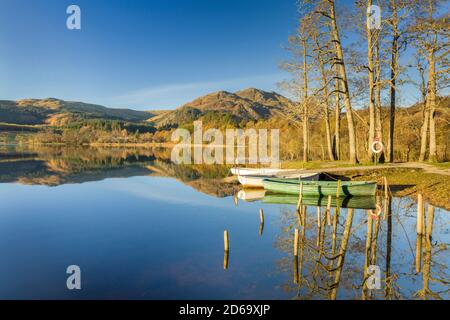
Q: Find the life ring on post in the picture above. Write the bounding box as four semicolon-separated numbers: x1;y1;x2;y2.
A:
371;140;384;154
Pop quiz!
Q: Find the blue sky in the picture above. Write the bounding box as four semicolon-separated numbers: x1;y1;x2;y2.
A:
0;0;298;109
0;0;445;110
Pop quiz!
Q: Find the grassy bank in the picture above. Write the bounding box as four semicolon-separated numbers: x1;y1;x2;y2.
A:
329;168;449;211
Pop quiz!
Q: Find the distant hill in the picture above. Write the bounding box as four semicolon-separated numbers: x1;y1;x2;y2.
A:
0;98;153;126
0;89;292;128
147;88;292;128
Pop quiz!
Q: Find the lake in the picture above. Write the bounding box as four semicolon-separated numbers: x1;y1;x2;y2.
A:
0;145;448;299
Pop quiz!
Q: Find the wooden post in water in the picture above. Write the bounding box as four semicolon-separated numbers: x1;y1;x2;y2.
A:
326;196;331;222
426;205;435;241
384;176;389;198
316;207;321;228
336;180;341;198
296;210;302;227
223;250;229;270
296;182;304;212
223;230;230;270
316;207;321;247
326;196;332;226
417;194;424;235
259;209;264;237
224;230;229;252
294;228;299;256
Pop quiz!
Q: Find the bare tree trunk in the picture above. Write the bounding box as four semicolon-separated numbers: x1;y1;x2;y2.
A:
388;0;399;163
329;0;358;164
313;36;335;161
419;100;430;162
324;102;334;161
333;65;341;160
302;39;309;162
428;38;437;162
374;30;385;163
366;0;376;161
418;58;429;162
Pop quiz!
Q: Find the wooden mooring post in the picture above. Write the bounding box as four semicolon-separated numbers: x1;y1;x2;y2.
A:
417;194;424;235
326;195;332;226
316;206;321;228
223;250;229;270
296;182;304;212
336;180;341;198
384;176;389;198
259;209;264;237
224;230;229;252
294;228;299;256
223;230;229;270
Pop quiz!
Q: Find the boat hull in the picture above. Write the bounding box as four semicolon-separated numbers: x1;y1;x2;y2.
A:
263;194;376;209
263;179;377;196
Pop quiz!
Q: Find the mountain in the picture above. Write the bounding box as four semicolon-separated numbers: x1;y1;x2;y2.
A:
0;88;292;129
0;98;153;126
147;88;292;128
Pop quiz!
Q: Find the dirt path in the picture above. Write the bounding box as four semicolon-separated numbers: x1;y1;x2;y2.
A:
299;162;450;176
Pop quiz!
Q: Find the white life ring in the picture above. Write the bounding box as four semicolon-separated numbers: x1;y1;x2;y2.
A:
371;141;384;154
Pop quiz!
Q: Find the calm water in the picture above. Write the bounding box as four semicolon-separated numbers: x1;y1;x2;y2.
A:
0;146;448;299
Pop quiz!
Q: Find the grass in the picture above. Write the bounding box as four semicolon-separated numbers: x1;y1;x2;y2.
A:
281;161;449;210
335;168;450;210
430;162;450;169
281;160;389;170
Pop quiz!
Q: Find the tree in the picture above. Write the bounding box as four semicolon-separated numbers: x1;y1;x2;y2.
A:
374;24;385;162
319;0;359;163
310;18;335;161
280;11;314;162
300;23;311;162
388;0;399;163
333;64;342;160
412;0;449;162
366;0;377;160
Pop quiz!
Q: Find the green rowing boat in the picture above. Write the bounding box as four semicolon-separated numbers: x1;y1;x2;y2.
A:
262;194;376;209
262;179;377;196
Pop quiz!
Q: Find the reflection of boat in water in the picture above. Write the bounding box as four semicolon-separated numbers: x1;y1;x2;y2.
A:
238;172;320;188
263;194;376;209
237;189;266;202
230;167;299;176
263;179;377;196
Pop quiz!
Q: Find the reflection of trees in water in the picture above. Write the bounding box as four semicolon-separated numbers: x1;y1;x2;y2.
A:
274;196;449;300
0;145;237;196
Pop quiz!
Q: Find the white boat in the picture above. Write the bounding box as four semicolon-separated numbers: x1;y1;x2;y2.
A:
237;172;320;188
230;167;299;176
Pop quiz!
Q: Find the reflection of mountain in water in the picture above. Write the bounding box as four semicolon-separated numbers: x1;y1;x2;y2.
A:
0;146;237;197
